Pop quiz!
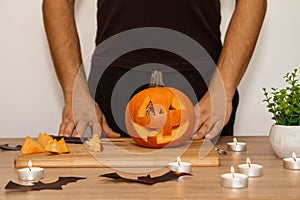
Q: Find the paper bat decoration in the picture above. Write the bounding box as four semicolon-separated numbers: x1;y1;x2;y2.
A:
0;144;22;151
5;177;86;191
100;171;192;185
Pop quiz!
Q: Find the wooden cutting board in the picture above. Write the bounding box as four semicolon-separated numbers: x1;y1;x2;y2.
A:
15;138;219;168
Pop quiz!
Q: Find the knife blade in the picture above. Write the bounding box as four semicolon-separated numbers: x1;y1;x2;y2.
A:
50;135;88;144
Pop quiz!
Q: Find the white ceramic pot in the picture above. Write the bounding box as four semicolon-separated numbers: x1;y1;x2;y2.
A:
269;124;300;158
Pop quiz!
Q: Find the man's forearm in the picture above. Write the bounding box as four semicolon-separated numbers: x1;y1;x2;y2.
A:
42;0;82;103
217;0;267;99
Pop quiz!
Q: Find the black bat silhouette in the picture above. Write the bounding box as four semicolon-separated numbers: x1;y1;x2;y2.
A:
0;144;22;151
5;177;86;191
100;171;192;185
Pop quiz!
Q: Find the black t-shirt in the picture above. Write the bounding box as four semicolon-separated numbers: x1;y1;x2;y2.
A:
90;1;238;136
95;0;222;66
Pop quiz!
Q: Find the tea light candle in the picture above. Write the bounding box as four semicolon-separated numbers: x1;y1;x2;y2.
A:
18;160;44;181
168;156;191;173
221;166;248;188
238;157;263;177
283;152;300;170
227;137;247;152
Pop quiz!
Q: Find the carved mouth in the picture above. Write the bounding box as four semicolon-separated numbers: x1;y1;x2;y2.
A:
132;121;190;144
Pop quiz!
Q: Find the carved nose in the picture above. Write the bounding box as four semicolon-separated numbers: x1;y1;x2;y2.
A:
146;104;167;129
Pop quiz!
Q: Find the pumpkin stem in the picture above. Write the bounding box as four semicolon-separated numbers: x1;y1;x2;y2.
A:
149;70;165;87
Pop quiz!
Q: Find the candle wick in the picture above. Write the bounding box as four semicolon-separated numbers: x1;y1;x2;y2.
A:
178;161;181;166
248;163;251;168
29;167;31;172
231;172;235;178
293;157;297;162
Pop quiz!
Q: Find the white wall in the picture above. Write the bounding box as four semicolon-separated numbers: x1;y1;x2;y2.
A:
229;1;300;136
0;0;299;138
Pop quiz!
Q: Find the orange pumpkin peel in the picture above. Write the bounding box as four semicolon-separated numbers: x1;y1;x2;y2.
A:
21;133;69;154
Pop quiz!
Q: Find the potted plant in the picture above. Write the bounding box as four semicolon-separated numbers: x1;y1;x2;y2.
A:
263;68;300;158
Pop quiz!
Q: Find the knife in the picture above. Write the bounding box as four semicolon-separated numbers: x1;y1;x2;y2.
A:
50;135;88;144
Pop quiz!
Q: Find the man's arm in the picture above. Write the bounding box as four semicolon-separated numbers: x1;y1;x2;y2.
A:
42;0;120;137
218;0;267;99
194;0;267;139
43;0;81;103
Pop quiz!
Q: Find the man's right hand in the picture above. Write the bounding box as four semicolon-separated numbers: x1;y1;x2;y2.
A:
59;94;121;138
43;0;120;138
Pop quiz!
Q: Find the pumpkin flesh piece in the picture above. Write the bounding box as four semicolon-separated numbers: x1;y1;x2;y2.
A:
45;139;58;153
21;136;45;154
45;138;69;154
57;138;70;153
37;133;53;149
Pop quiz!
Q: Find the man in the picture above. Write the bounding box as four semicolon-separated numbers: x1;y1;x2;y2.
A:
42;0;267;139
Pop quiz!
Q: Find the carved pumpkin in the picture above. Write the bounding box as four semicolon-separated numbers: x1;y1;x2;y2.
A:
125;71;195;148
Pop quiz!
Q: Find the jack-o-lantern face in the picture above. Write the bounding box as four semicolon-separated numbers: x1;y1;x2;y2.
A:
125;87;195;148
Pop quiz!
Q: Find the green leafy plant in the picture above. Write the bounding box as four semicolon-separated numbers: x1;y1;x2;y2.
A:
263;68;300;126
